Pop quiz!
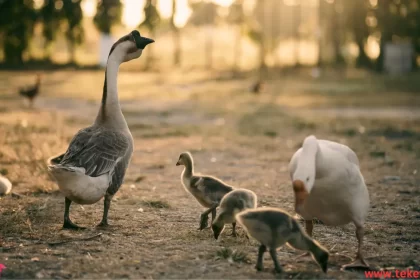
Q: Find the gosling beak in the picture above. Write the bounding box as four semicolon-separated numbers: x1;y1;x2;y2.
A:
292;180;308;212
175;161;180;166
131;30;154;49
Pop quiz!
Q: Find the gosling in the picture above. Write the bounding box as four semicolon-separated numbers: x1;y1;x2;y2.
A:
176;152;234;230
236;207;329;273
212;188;257;239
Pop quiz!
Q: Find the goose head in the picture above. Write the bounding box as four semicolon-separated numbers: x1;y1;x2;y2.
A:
176;152;192;166
109;30;154;63
292;135;318;213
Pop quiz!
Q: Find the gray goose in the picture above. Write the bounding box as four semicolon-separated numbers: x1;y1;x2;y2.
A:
48;30;154;230
176;152;234;230
236;207;329;274
211;188;257;240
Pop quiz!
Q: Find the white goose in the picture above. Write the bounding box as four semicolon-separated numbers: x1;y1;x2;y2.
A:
289;135;370;269
48;30;154;230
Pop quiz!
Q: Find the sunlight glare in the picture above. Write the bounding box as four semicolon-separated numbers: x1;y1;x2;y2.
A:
122;0;145;28
81;0;96;18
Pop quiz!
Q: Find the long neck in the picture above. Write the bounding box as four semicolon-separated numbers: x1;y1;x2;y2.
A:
95;53;127;129
294;141;318;181
182;157;194;178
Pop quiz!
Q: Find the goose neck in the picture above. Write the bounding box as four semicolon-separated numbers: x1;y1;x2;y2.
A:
95;54;127;128
182;158;194;178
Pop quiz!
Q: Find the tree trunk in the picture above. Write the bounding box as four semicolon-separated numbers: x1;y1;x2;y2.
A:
317;0;323;67
173;30;181;66
145;29;155;70
294;0;301;67
171;0;181;66
375;0;391;72
233;25;242;71
205;26;212;69
259;0;267;74
69;41;76;64
332;0;345;65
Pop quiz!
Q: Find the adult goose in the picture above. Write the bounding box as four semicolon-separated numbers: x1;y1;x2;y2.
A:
289;135;370;269
48;31;154;230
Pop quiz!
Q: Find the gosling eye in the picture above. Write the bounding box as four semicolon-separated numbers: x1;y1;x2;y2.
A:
306;177;310;182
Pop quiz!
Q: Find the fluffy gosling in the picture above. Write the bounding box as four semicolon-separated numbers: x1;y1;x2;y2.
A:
212;188;257;239
176;152;234;230
236;207;329;273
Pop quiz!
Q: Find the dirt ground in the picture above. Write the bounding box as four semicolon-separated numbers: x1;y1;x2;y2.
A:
0;70;419;279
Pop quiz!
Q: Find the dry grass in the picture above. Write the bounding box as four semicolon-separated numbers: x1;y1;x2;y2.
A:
0;70;419;279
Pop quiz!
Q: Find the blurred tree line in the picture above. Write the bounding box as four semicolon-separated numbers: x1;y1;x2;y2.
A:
0;0;419;72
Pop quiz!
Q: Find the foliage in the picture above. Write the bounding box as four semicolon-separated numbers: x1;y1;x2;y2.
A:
62;0;84;47
188;0;218;26
140;0;161;32
93;0;122;34
0;0;37;64
39;0;63;47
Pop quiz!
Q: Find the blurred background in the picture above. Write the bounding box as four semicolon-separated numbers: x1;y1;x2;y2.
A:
0;0;418;74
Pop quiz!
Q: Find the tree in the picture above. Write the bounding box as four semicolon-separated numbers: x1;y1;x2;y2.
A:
0;0;36;65
345;0;371;68
330;0;345;65
188;0;219;69
227;0;245;71
39;0;63;60
94;0;122;35
170;0;181;66
140;0;160;69
293;0;302;67
62;0;84;63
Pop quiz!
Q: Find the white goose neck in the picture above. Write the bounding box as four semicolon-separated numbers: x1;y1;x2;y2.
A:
294;138;319;184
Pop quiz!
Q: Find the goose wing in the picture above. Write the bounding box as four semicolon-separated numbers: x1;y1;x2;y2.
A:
60;127;130;177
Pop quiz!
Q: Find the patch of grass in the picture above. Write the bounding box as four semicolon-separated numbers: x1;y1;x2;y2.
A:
411;206;420;213
264;130;277;138
370;151;386;158
142;199;171;209
368;127;418;139
0;168;8;175
393;142;414;152
215;247;249;263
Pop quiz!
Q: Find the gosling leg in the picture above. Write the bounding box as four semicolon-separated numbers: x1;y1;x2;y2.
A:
269;248;283;273
199;203;218;230
228;222;237;237
62;197;85;230
256;244;266;271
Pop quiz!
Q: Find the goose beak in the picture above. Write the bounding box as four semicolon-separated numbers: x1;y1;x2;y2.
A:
176;160;181;166
130;30;154;49
292;180;308;212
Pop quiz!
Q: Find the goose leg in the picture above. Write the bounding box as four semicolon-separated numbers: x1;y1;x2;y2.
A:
294;220;313;260
269;248;283;273
199;203;218;230
62;197;85;230
255;244;266;271
98;194;112;227
342;226;369;270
